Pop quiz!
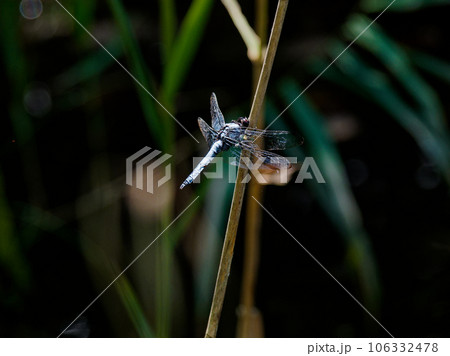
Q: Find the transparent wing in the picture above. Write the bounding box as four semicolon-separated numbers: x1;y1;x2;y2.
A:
227;141;292;170
233;127;303;150
198;117;217;148
210;92;226;131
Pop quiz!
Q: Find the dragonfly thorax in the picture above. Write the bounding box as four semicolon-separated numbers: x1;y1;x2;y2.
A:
218;122;242;150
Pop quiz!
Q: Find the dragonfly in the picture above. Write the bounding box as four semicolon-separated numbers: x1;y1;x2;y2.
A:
180;93;303;189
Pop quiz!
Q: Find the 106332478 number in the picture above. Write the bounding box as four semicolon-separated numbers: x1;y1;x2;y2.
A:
368;343;438;353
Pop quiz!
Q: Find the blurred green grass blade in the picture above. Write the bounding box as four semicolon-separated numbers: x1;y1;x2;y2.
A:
410;50;450;83
327;42;450;184
107;0;166;147
0;173;30;289
73;1;97;24
0;1;30;141
82;233;154;337
361;0;450;12
115;275;154;337
194;169;235;322
156;208;173;338
162;0;214;104
277;81;381;311
54;40;122;91
271;90;351;232
171;181;209;247
344;14;445;131
159;0;177;63
0;1;46;204
72;1;97;45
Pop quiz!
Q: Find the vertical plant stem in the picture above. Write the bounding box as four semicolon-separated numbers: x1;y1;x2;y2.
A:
236;0;268;338
247;0;288;126
220;0;261;61
156;201;174;337
204;0;289;338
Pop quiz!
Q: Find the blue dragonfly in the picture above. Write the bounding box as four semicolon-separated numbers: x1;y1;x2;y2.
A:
180;93;302;189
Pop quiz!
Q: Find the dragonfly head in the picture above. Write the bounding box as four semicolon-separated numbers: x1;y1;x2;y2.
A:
233;116;249;128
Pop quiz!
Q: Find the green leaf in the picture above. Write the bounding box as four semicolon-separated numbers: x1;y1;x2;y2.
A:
0;0;30;141
107;0;167;147
410;50;450;84
54;40;122;90
326;41;450;184
344;14;445;131
277;81;382;312
73;1;97;46
159;0;177;63
0;0;46;205
361;0;450;12
162;0;214;104
115;275;154;337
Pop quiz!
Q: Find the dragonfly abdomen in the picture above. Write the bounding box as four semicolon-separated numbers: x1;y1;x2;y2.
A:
180;140;224;189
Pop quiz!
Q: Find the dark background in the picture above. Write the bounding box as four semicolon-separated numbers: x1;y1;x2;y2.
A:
0;0;449;337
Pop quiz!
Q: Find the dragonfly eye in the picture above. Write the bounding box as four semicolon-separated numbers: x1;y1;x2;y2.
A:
237;117;249;127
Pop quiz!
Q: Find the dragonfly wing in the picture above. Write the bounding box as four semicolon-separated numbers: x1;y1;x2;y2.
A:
198;117;217;148
210;92;226;131
249;146;293;170
237;127;303;150
228;142;292;170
